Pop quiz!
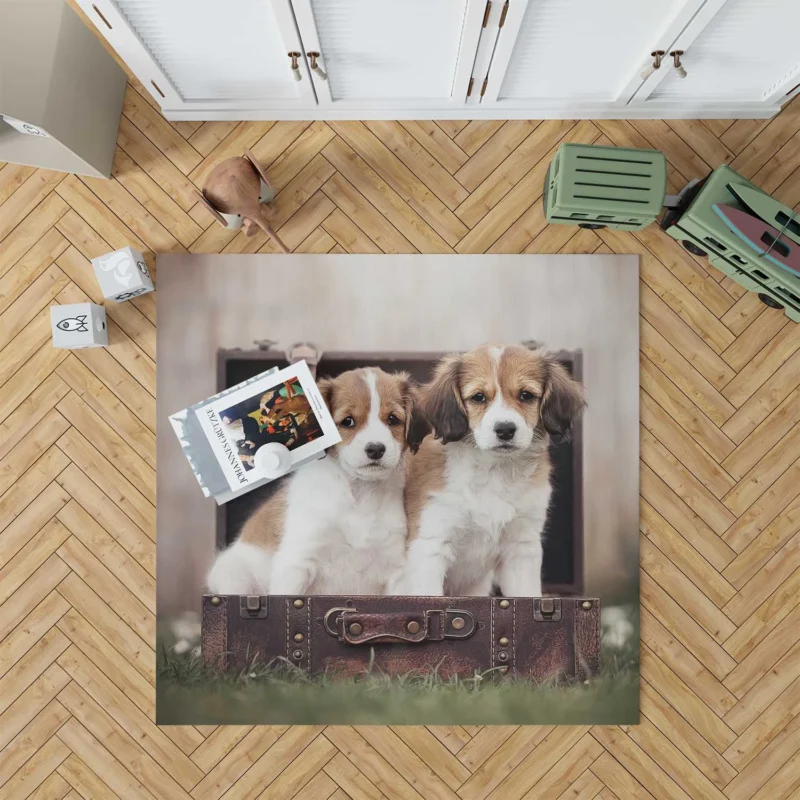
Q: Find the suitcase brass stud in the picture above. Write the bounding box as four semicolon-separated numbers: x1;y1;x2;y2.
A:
451;617;465;630
499;666;509;675
294;633;304;642
292;649;303;659
498;651;509;661
499;600;510;609
581;600;593;610
499;636;509;646
407;621;421;634
349;622;363;636
293;599;304;608
210;596;221;606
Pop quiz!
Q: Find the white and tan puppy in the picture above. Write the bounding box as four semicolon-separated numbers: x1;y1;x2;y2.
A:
401;345;585;597
207;368;417;596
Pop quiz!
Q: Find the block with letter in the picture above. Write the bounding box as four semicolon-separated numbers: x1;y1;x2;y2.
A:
91;246;154;302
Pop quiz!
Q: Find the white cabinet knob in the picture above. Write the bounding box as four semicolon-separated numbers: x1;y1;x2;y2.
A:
288;52;302;81
640;50;664;81
307;52;328;81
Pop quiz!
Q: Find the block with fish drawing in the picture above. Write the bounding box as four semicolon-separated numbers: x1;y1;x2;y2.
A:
50;303;108;349
91;246;154;302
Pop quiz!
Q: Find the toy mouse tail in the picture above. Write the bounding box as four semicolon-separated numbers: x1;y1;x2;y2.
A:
254;213;290;254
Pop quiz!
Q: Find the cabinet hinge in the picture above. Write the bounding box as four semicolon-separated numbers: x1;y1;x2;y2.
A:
482;0;491;27
467;77;474;97
480;77;489;97
499;0;509;27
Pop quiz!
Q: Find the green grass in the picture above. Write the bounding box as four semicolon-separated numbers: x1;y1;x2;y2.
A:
156;632;639;725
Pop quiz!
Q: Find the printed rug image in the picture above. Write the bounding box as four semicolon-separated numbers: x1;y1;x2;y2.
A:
156;254;639;725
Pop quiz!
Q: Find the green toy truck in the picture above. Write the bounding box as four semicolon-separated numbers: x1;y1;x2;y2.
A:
544;143;800;323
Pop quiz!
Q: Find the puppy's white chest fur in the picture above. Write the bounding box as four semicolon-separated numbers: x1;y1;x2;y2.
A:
409;444;551;596
283;457;406;594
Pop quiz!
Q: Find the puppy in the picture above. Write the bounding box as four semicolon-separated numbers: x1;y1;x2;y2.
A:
207;368;417;596
401;345;585;597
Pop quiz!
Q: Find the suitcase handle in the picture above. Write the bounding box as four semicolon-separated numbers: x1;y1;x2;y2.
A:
325;608;477;644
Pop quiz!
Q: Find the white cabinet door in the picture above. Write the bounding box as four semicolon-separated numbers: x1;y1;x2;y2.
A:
289;0;486;109
632;0;800;110
77;0;316;113
478;0;705;110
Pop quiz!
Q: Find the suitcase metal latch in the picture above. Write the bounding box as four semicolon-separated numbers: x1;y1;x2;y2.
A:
534;598;561;621
240;595;269;619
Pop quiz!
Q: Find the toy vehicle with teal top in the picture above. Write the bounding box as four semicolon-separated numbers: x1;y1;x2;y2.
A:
659;165;800;322
544;143;800;322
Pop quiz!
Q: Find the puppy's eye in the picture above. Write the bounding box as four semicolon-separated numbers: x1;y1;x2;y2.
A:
470;392;486;403
387;414;403;426
519;390;537;401
340;416;355;428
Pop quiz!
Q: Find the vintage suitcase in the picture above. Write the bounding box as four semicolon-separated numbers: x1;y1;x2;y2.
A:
203;594;601;682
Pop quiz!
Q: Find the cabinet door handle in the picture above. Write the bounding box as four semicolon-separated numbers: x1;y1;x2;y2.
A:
307;52;328;81
670;50;687;79
288;51;302;81
640;50;664;81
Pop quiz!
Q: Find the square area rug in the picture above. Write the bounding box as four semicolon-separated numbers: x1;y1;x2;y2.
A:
156;254;639;725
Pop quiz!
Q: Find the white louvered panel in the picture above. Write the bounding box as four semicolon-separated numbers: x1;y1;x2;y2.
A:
308;0;468;101
113;0;297;101
651;0;800;100
498;0;688;101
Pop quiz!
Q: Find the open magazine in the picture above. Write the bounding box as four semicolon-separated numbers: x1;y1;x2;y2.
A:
170;361;341;504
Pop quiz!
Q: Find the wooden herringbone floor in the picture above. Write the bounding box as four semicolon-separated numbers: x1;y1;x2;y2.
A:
2;69;800;798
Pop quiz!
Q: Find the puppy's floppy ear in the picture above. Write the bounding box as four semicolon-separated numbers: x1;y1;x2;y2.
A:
540;357;586;438
403;382;432;454
420;355;469;447
316;377;334;411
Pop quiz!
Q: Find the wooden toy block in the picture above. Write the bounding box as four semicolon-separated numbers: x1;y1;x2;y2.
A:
91;246;154;302
51;302;107;348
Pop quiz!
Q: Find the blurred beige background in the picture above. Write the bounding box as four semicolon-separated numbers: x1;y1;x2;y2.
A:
156;255;639;616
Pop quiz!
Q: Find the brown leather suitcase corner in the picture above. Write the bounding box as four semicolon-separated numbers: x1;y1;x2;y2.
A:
202;595;601;682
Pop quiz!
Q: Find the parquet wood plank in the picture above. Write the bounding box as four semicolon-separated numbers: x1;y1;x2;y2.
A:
322;752;384;800
56;718;158;800
639;356;736;463
57;649;203;792
262;121;336;192
641;500;735;608
327;123;466;248
58;753;119;800
56;571;154;683
639;681;737;790
0;694;71;789
400;121;469;175
723;677;800;772
0;671;69;766
55;427;155;537
116;115;201;212
618;718;727;800
0;192;69;278
641;535;736;644
364;120;469;210
0;229;68;316
122;85;202;175
2;64;800;800
189;726;288;800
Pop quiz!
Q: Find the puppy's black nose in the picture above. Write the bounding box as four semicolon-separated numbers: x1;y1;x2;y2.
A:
365;442;386;460
494;422;517;441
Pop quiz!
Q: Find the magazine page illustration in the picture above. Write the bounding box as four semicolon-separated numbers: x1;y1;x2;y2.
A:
195;360;340;491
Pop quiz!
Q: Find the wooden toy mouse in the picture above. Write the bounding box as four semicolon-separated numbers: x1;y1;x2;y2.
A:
198;149;289;253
